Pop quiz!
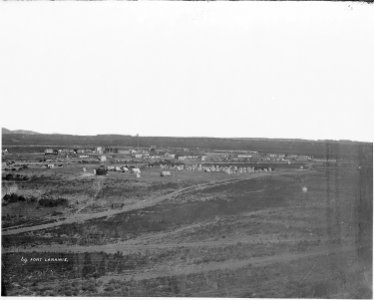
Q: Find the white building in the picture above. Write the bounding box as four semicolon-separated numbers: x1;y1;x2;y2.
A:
96;147;104;154
160;170;171;177
164;153;176;159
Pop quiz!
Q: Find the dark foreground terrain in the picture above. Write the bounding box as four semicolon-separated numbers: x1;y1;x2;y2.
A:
1;139;372;297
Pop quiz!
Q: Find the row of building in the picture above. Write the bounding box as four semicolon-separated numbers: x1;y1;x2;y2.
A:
41;146;312;164
159;163;273;174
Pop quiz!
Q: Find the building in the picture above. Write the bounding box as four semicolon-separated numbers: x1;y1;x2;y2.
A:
164;153;176;159
77;149;93;154
132;167;141;178
177;155;199;161
237;154;252;160
96;147;104;155
204;152;227;161
59;149;77;154
95;167;108;176
295;155;311;161
118;149;131;155
160;170;171;177
44;148;55;154
45;148;58;157
149;155;161;160
132;167;141;174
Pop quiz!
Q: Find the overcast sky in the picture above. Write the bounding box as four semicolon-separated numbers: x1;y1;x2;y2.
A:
0;2;373;142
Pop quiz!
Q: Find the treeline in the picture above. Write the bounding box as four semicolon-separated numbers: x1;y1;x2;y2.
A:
2;193;68;207
2;173;29;181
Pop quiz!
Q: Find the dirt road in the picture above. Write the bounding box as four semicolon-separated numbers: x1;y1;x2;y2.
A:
2;171;295;236
97;243;358;283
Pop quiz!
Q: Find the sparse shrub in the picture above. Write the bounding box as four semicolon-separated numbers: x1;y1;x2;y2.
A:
52;211;63;216
108;278;118;284
104;285;115;292
37;286;51;293
2;173;28;181
3;193;20;203
96;167;108;176
38;197;68;207
28;196;37;203
49;291;57;296
82;281;97;293
3;193;37;205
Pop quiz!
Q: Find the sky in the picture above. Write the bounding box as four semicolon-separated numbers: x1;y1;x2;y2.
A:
0;2;373;142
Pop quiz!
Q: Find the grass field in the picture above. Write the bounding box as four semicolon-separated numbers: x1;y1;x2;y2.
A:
1;157;372;297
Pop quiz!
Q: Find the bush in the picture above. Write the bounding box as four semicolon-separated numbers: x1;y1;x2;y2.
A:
52;211;63;216
38;198;68;207
2;173;28;181
82;281;97;292
96;168;108;176
2;193;40;205
3;193;20;203
18;195;26;202
29;196;37;203
104;285;114;292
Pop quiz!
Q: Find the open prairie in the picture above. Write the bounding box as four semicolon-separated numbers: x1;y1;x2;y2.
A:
1;138;372;297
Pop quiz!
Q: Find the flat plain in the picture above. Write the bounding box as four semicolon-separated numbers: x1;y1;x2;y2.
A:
1;137;372;297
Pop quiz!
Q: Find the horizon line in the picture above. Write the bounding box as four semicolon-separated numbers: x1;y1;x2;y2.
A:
2;127;372;144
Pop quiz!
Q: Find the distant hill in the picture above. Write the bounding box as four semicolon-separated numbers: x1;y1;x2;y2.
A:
2;128;40;135
1;130;372;161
